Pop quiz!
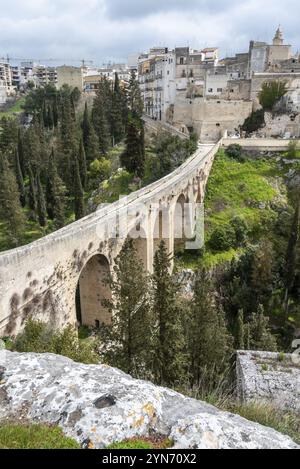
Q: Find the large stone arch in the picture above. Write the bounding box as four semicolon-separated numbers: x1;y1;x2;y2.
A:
76;254;111;328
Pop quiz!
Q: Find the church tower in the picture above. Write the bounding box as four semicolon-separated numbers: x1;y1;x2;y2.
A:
273;26;284;46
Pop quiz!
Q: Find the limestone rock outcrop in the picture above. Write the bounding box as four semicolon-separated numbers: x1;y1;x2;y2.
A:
0;350;298;449
237;351;300;414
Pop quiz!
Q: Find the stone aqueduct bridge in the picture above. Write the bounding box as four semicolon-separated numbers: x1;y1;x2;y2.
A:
0;141;221;337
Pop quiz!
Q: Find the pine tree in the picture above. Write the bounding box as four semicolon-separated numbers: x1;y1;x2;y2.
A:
236;309;245;350
249;304;277;351
188;269;233;387
78;139;87;189
120;116;145;177
14;148;26;207
152;241;187;385
103;239;152;378
73;156;85;220
46;148;66;228
36;172;47;227
0;154;26;246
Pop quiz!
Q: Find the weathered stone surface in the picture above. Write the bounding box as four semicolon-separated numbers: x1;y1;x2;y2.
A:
0;350;298;449
237;351;300;414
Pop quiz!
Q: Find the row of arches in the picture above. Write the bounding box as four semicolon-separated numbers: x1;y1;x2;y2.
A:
76;190;203;328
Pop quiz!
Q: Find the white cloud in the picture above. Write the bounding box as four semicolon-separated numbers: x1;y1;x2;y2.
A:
0;0;299;64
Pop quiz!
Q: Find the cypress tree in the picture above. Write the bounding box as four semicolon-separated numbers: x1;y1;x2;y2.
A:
127;70;144;118
86;125;99;163
92;92;111;155
110;73;124;146
82;102;91;150
120;116;145;177
188;269;233;387
284;200;300;316
102;239;152;378
78;139;87;189
36;172;47;227
46;148;66;228
152;241;187;386
73;156;85;220
0;154;26;246
14;148;26;207
249;304;277;352
236;309;245;350
17;129;25;177
28;164;38;215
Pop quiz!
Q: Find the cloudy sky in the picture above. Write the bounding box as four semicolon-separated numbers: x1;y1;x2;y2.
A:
0;0;299;65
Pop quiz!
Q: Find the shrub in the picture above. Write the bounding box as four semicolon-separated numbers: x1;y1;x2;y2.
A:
0;424;80;449
208;225;237;252
225;144;244;162
242;110;265;134
231;216;249;246
287;141;297;160
13;319;99;364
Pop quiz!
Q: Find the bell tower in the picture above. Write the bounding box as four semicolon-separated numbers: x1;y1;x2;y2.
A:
273;26;284;46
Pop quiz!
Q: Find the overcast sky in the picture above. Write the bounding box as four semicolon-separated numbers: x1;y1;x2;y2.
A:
0;0;299;65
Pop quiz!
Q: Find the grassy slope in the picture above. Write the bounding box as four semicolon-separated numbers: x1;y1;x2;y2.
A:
0;424;80;449
0;97;26;119
177;149;286;269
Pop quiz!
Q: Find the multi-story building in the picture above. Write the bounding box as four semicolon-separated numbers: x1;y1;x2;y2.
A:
0;62;14;95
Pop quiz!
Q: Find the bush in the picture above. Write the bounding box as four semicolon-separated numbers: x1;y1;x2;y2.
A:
287;141;298;160
208;225;237;252
242;110;265;134
0;424;80;449
225;144;244;162
231;216;249;246
13;319;99;364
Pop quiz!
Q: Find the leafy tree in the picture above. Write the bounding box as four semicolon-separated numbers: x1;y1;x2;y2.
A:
152;241;187;386
103;239;153;378
259;81;287;111
0;154;26;246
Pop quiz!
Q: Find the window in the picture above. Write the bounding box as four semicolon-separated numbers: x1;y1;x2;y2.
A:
208;88;213;93
217;88;223;93
95;320;100;329
180;57;184;65
216;123;220;127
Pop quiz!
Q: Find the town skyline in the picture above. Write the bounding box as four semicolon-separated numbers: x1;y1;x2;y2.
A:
1;0;300;64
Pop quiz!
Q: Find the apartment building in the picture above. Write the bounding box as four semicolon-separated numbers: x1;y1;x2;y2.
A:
0;62;14;95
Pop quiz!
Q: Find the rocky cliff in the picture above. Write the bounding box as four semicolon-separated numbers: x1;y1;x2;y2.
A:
0;350;298;449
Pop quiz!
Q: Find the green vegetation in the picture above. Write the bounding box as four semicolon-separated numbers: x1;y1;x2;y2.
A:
0;97;26;119
242;109;265;135
0;424;80;449
13;319;99;364
259;81;288;111
107;437;173;450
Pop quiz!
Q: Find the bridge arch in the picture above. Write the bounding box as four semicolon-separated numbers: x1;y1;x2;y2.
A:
173;192;195;254
76;254;112;328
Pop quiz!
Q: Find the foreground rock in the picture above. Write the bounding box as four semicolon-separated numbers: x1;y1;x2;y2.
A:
0;351;298;449
237;351;300;414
